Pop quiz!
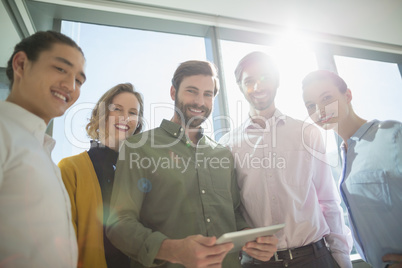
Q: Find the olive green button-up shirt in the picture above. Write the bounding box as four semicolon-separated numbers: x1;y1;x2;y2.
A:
106;120;248;268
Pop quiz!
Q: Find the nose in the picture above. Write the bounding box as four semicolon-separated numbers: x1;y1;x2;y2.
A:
255;79;264;90
317;104;326;118
61;73;76;92
120;112;131;123
193;94;205;107
247;80;264;94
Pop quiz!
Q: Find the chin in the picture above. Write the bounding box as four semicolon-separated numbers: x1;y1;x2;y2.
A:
319;122;336;131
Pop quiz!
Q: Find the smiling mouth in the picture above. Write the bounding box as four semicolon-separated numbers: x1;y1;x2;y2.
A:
188;107;204;114
252;93;268;100
115;124;129;131
318;113;334;124
52;90;68;102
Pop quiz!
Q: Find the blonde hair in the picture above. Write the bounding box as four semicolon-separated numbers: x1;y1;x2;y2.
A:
86;83;144;140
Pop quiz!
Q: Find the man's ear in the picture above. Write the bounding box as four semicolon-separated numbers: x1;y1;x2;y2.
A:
345;89;352;103
170;85;176;101
12;51;28;80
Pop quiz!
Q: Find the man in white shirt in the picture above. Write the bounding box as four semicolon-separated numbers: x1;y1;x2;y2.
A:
0;31;86;268
219;51;353;267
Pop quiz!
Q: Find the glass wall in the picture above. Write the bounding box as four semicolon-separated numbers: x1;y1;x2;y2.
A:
52;21;207;163
335;55;402;122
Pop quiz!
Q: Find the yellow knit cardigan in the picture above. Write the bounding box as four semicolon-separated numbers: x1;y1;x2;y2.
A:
59;152;107;268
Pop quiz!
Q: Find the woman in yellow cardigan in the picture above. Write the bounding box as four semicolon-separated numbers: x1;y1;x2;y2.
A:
58;83;144;268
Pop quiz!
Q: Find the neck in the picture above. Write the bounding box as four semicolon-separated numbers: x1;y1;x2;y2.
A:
337;108;367;143
101;137;119;152
6;93;50;125
249;104;276;128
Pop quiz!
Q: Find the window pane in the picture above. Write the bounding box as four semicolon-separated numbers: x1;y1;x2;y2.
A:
334;56;402;121
53;21;206;163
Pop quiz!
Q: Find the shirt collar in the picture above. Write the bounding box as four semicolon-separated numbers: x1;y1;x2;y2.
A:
160;119;212;147
349;120;378;142
243;109;287;131
160;119;186;141
341;120;378;150
88;140;119;164
0;101;49;144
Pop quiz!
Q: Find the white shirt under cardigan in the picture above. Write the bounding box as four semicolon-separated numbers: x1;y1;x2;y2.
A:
0;101;78;268
220;109;353;268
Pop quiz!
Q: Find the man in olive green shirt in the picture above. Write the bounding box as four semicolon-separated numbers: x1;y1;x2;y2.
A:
106;60;278;268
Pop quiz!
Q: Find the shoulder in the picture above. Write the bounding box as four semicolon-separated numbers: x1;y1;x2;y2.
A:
282;116;323;144
376;120;402;132
205;135;224;148
58;151;91;169
125;127;164;144
218;125;245;147
368;120;402;141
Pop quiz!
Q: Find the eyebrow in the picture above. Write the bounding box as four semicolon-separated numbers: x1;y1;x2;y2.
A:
186;86;214;95
243;73;270;80
113;103;138;111
55;56;87;82
319;91;331;98
304;90;332;105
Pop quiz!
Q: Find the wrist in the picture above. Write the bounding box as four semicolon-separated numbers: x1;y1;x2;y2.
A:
156;239;181;264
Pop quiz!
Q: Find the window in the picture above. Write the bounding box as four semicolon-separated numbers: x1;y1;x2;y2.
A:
52;21;207;163
335;55;402;121
0;69;9;101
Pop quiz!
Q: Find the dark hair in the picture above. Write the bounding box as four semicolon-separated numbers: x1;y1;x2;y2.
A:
86;83;144;140
302;70;348;93
171;60;219;96
6;30;85;88
234;51;279;85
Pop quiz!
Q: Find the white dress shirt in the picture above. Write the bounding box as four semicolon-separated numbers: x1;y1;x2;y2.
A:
220;109;353;268
0;101;78;268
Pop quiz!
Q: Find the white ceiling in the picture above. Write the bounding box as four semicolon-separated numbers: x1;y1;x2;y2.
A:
1;0;402;69
122;0;402;46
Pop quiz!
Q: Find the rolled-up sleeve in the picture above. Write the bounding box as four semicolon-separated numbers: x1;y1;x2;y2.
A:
106;143;168;267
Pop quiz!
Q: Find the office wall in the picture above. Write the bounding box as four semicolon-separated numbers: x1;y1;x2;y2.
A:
1;0;402;70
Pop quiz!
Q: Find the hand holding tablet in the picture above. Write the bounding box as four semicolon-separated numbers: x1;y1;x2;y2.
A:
215;223;285;253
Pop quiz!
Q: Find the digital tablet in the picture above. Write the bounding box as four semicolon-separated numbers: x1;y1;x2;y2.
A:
215;223;285;253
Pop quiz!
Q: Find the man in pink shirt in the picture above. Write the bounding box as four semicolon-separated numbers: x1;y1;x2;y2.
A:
219;51;353;268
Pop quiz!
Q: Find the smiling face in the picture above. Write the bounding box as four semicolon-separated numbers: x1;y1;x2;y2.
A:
104;92;140;150
9;43;86;124
303;79;351;130
171;74;214;129
239;61;279;112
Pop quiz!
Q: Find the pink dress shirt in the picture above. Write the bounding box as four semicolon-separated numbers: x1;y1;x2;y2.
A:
219;109;353;268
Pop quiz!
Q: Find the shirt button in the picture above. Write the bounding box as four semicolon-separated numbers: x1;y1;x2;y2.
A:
174;133;177;136
197;164;200;167
180;128;183;132
206;218;211;223
201;190;206;194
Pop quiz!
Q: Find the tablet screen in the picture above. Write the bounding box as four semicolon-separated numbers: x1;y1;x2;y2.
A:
215;223;285;253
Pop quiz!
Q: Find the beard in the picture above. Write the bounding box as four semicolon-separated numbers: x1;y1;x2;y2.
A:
174;98;211;128
247;89;277;111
